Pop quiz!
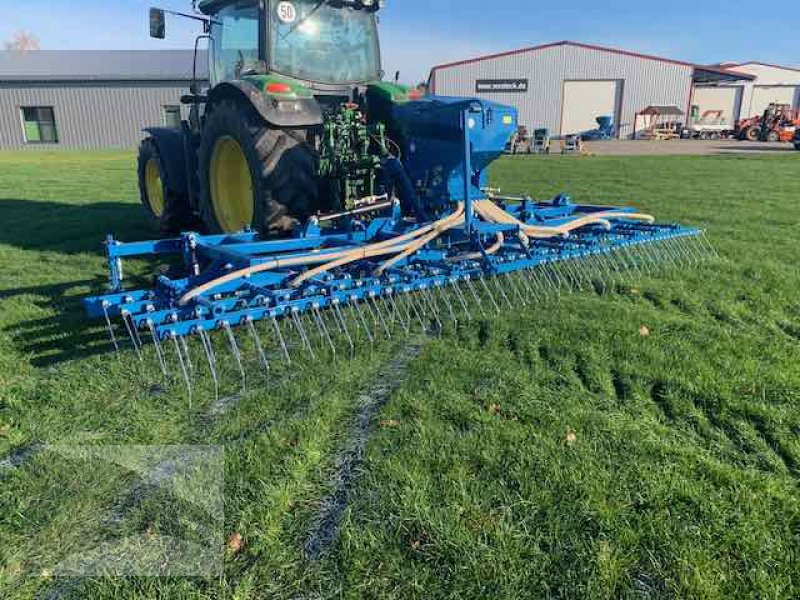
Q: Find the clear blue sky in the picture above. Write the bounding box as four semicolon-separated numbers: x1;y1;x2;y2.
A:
2;0;797;83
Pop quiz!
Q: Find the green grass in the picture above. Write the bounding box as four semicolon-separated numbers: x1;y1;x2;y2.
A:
1;149;800;598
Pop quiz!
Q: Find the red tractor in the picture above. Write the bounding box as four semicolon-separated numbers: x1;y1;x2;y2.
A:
737;103;800;142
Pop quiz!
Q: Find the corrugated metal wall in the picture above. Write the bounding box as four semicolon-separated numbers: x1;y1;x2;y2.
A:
433;45;694;139
0;81;192;150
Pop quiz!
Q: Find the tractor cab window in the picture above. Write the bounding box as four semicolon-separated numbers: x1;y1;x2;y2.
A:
269;0;381;85
210;2;260;84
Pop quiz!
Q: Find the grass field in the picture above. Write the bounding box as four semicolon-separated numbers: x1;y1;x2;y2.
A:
1;149;799;599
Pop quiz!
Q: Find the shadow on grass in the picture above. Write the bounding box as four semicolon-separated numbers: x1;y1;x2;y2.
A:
1;280;115;367
0;198;156;366
0;198;152;254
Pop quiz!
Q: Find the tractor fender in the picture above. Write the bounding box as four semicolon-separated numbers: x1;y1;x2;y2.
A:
142;126;189;195
207;80;323;128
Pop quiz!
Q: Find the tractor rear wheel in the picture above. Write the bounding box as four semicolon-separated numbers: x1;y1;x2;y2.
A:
137;139;191;233
766;130;780;142
198;100;319;235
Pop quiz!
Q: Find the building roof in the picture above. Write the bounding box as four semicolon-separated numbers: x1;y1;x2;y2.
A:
726;61;800;74
0;50;208;82
429;41;756;81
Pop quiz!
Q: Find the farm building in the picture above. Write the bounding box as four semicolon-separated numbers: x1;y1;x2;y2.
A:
428;41;756;139
693;62;800;122
0;50;206;150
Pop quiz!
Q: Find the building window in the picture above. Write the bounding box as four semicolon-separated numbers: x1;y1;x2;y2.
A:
163;106;182;128
20;107;59;144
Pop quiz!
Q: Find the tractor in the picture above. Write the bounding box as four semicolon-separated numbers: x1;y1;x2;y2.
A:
83;0;709;385
142;0;418;235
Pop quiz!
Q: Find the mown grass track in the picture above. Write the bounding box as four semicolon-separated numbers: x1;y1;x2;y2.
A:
1;150;799;598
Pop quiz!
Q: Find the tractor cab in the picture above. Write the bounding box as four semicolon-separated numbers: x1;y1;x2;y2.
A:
199;0;382;91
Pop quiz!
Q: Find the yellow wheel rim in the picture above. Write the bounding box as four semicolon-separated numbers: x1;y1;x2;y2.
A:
210;136;254;233
144;158;165;218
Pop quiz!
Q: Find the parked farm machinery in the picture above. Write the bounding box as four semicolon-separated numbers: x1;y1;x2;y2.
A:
83;0;714;397
737;103;800;142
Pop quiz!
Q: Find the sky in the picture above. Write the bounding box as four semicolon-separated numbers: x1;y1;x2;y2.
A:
2;0;797;83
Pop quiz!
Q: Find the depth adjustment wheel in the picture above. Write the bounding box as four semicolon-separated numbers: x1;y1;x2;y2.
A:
198;100;320;235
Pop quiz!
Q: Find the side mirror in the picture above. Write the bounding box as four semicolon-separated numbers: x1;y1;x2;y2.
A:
150;8;166;39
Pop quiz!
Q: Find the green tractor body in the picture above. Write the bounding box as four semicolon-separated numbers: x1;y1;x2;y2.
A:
139;0;421;235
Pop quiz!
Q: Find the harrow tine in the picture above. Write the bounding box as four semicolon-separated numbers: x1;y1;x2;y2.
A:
291;310;316;360
479;276;501;314
223;322;246;393
352;298;374;344
198;329;219;402
102;303;120;355
180;335;194;374
397;292;416;331
271;316;291;364
465;277;487;317
388;292;411;334
122;312;143;361
332;301;355;356
246;318;270;374
405;291;429;332
508;273;527;306
421;287;443;332
370;295;392;338
147;321;168;377
437;284;459;326
452;280;472;320
171;335;193;403
491;275;512;307
313;306;337;358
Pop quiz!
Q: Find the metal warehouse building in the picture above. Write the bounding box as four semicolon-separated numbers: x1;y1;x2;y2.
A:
428;40;756;139
693;62;800;123
0;50;206;150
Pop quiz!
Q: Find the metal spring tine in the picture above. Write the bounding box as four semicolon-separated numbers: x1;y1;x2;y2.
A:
352;298;374;344
313;306;337;357
198;328;219;402
437;284;459;326
491;275;513;307
625;244;648;275
397;291;416;331
171;335;193;403
180;335;194;374
102;303;120;354
406;290;429;332
271;316;291;364
361;294;381;333
592;253;612;293
452;280;473;320
332;301;355;355
521;268;544;301
370;295;393;338
291;310;316;359
478;276;501;314
223;322;246;392
541;263;561;294
516;268;538;302
147;321;168;376
682;236;699;264
508;273;527;306
246;318;270;374
702;232;720;260
388;292;411;334
688;234;706;265
465;277;487;317
420;287;443;332
121;312;143;361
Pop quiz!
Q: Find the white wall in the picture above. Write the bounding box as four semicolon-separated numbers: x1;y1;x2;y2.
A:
432;44;693;139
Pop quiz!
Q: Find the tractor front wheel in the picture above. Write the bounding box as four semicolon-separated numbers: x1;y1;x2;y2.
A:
137;139;191;233
198;100;319;235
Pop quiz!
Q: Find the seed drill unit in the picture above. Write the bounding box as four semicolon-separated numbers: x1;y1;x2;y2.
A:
84;0;713;395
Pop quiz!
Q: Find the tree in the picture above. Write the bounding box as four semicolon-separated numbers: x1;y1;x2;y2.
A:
3;31;40;52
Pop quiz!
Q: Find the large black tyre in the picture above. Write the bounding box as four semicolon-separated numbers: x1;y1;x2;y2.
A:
137;139;192;234
743;127;760;142
198;100;319;234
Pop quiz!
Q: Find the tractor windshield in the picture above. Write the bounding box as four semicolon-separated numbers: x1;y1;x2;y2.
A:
269;1;381;85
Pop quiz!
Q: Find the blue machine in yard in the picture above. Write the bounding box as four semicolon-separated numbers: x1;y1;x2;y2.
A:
83;1;713;395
